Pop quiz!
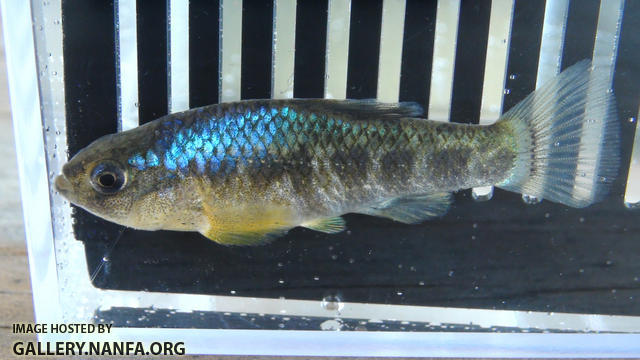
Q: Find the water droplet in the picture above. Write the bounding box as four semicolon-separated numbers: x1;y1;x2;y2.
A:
522;194;541;205
321;295;344;312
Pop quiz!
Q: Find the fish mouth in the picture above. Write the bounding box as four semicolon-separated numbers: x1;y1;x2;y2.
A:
54;174;72;197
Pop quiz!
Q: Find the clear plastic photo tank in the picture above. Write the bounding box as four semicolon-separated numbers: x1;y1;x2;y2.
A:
2;0;640;356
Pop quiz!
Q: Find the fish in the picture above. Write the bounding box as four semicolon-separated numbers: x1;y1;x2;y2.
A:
55;60;620;245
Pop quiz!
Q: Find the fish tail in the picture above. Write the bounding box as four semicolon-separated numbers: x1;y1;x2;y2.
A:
494;60;620;208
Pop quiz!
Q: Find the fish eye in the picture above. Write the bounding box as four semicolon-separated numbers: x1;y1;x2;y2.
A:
90;161;126;194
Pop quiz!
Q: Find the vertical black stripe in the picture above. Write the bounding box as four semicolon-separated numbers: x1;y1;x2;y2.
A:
614;0;640;192
399;0;436;111
561;0;599;70
137;0;169;123
293;0;328;98
62;1;118;156
502;0;545;112
450;0;492;124
346;0;383;99
62;0;122;284
189;0;220;107
241;0;273;100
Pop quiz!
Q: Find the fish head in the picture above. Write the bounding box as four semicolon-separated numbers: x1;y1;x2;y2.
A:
54;131;150;227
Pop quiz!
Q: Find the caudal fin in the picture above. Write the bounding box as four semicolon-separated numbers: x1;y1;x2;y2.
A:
495;60;620;208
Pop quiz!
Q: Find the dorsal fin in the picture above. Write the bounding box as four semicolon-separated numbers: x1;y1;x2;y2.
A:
358;192;452;224
297;99;424;119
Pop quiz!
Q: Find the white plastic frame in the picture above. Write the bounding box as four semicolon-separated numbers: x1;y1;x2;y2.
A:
3;0;640;356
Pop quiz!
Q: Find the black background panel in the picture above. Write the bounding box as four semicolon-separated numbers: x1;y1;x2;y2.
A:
450;0;492;124
502;0;545;112
60;0;640;317
398;0;437;112
293;0;328;99
241;0;273;100
189;0;220;108
346;0;383;99
136;0;169;124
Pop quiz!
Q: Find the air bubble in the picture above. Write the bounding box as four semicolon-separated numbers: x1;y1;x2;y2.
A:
503;89;511;95
509;74;518;80
321;294;344;312
579;217;585;223
629;117;636;123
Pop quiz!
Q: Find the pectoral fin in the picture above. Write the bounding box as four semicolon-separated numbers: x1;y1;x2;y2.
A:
359;192;452;224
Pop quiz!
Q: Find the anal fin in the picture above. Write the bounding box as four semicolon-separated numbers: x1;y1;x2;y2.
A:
359;192;452;224
301;217;346;234
206;229;290;246
201;203;295;246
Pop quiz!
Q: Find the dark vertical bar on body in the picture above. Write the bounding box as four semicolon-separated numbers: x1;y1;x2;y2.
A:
449;0;492;124
137;0;169;124
241;0;273;100
398;0;436;109
502;0;546;111
560;0;599;71
346;0;383;99
189;0;220;107
293;0;328;99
